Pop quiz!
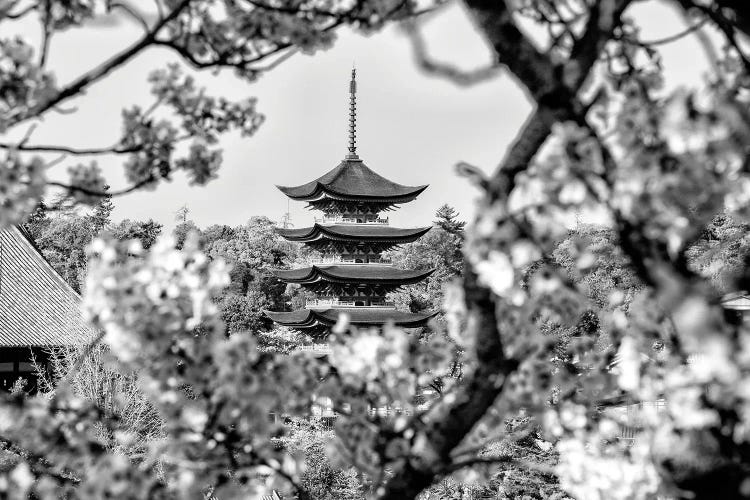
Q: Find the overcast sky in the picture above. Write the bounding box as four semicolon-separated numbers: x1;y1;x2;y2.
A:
10;1;711;230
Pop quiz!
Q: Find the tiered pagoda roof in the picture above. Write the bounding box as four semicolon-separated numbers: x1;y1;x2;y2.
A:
265;308;435;331
275;224;430;247
265;68;436;332
277;158;428;206
272;265;432;284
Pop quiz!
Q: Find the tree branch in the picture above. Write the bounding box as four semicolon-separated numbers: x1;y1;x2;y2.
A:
9;0;192;127
110;1;151;32
0;142;139;155
462;0;555;100
402;19;501;86
48;178;155;198
377;3;635;499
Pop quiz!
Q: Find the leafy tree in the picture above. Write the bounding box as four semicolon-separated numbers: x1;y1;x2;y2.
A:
178;217;298;336
387;205;465;312
434;204;466;236
24;199;161;291
4;2;750;500
28;212;96;292
88;186;115;233
107;219;163;250
173;219;199;250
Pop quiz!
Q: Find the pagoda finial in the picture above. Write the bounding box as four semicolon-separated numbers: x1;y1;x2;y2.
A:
346;66;359;160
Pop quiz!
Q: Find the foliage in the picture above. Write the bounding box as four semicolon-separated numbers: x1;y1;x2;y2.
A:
386;205;465;312
3;1;750;500
24;195;114;292
38;344;163;457
108;218;163;250
23;194;161;292
281;425;366;500
171;216;299;337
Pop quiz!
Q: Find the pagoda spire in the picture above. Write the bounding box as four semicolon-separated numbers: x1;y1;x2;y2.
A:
347;67;359;160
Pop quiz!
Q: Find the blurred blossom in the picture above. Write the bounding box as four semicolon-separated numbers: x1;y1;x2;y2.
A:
0;152;46;227
67;161;107;206
475;250;515;296
83;235;230;365
557;438;660;500
616;336;641;392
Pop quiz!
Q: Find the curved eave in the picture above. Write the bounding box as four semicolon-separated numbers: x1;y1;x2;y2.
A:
277;183;428;203
264;308;437;328
322;309;437;327
271;266;434;284
263;309;319;328
275;225;431;243
275;158;429;202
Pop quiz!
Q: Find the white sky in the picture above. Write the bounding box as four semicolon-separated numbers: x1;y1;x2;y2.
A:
8;1;711;230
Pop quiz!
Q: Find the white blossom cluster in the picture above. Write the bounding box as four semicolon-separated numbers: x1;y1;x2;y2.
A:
83;235;230;364
67;162;107;206
0;153;46;228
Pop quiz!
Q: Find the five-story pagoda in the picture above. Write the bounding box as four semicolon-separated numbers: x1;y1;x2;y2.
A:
265;69;435;333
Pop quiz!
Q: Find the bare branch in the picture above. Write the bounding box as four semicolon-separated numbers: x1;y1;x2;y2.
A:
48;177;155;198
462;0;555;100
0;142;139;155
38;0;52;67
629;17;708;46
1;1;36;21
9;0;192;128
110;1;151;32
402;19;501;86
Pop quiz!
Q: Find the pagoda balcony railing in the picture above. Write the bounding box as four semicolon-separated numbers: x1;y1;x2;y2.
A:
314;216;389;225
297;343;331;355
309;256;392;265
305;299;396;309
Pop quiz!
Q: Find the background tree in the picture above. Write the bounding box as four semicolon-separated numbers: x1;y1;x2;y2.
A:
387;204;465;312
108;219;163;250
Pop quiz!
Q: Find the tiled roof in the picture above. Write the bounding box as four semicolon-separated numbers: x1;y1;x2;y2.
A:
272;265;434;284
264;308;436;329
722;292;750;311
276;224;431;243
277;158;428;201
0;227;95;347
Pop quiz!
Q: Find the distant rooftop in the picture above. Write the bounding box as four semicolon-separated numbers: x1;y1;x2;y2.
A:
0;227;95;347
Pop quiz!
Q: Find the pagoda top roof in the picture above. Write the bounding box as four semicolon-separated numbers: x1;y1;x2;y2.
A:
0;227;96;347
276;224;430;243
272;265;433;284
276;158;428;203
264;308;436;330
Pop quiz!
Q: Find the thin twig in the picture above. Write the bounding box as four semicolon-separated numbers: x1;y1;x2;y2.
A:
631;17;707;46
39;0;52;68
9;0;192;128
48;177;155;197
110;1;151;32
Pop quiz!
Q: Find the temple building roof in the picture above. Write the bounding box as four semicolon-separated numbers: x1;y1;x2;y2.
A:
276;224;430;243
263;308;436;330
0;227;96;347
277;158;428;203
272;265;433;285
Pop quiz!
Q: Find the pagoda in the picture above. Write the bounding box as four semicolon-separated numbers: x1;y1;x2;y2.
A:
265;69;435;334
